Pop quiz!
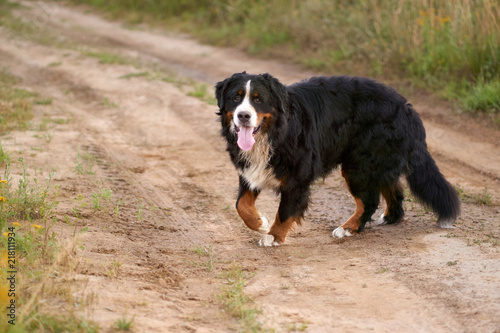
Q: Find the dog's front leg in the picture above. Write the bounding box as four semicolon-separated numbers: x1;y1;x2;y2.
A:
259;185;310;246
235;177;270;234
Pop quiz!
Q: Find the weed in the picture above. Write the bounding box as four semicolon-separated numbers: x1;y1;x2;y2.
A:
48;61;62;67
0;143;10;165
376;268;389;274
104;259;122;278
190;245;217;271
102;97;118;108
0;156;56;224
447;260;458;266
286;322;309;332
279;283;290;290
76;194;88;208
86;51;131;65
455;184;493;206
92;186;113;211
472;187;493;206
219;262;267;332
34;97;53;105
75;148;96;175
0;67;36;132
114;199;123;216
136;202;144;221
119;71;150;79
26;314;99;333
114;316;135;331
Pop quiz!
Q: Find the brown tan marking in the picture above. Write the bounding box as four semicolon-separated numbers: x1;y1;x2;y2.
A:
340;168;364;233
256;113;273;130
268;212;301;244
338;197;364;234
236;191;263;231
226;111;234;124
380;187;392;217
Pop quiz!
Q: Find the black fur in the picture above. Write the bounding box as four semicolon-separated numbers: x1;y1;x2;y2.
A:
215;72;460;234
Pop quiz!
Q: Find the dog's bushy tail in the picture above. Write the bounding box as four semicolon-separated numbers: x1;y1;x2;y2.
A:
406;142;461;227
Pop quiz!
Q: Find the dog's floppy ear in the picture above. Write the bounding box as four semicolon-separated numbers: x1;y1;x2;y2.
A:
215;72;248;113
215;78;228;113
261;73;288;114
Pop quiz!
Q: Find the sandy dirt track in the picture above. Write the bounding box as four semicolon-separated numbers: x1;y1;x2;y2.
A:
1;2;500;332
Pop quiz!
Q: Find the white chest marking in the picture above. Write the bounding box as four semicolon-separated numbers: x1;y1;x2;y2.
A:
238;134;281;191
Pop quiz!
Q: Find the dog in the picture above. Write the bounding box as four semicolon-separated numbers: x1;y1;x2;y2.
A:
215;72;460;246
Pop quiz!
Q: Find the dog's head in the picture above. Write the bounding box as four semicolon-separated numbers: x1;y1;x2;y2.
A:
215;72;288;151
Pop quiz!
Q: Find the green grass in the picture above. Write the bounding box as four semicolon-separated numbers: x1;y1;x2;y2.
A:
187;83;217;106
190;245;218;271
85;51;132;65
455;184;494;206
75;149;96;175
114;316;134;331
71;0;500;116
460;79;500;114
0;145;99;332
219;263;269;333
0;155;56;223
26;315;99;333
0;67;37;132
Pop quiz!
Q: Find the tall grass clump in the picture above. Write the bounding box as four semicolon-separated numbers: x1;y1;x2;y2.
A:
0;67;36;132
72;0;499;115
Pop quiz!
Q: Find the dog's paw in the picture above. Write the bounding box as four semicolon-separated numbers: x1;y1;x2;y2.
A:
437;218;456;229
258;234;280;247
258;214;270;234
332;226;354;239
373;213;387;226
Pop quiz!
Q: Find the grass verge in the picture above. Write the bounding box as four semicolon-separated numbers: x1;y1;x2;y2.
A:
0;144;98;332
0;68;36;132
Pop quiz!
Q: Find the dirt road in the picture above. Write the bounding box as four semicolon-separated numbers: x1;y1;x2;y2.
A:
2;2;500;332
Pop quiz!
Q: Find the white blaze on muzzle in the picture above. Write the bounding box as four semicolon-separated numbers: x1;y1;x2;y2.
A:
234;80;258;151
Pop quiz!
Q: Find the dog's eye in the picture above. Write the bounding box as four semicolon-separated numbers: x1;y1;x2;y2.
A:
233;96;241;103
254;97;261;104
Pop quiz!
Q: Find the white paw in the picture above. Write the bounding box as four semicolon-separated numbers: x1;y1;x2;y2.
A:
374;213;387;226
258;234;280;247
258;214;270;234
437;218;456;229
332;226;353;239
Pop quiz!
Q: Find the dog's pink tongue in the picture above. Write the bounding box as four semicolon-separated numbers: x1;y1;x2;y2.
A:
237;126;255;151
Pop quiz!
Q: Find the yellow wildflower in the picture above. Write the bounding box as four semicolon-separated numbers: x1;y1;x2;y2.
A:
0;180;6;184
12;222;22;227
0;196;6;202
3;232;8;237
439;16;451;24
31;224;43;229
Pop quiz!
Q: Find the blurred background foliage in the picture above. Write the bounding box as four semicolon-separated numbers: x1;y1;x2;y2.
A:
71;0;500;115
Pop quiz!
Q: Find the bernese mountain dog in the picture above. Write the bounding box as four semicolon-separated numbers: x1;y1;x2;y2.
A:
215;72;460;246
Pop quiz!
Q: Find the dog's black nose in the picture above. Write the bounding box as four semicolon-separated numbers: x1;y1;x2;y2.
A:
237;111;252;123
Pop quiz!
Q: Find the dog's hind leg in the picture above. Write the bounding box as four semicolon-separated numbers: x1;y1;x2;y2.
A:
332;169;380;238
376;181;405;225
